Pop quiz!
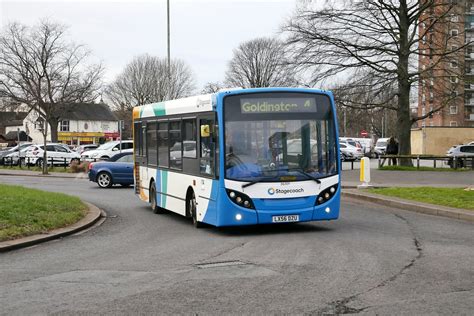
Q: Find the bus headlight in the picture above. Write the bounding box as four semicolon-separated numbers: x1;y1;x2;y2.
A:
315;185;338;205
226;189;255;209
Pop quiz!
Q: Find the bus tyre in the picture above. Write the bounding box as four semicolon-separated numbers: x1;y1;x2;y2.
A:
150;182;165;214
189;192;204;228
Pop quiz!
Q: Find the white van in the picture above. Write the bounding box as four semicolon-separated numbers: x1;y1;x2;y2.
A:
374;138;389;157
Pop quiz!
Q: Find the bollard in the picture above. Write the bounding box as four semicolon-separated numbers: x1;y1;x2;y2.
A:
358;157;372;188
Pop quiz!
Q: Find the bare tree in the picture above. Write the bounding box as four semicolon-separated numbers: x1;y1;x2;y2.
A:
0;20;103;143
284;1;465;163
201;81;225;94
225;37;298;88
333;76;399;138
106;54;195;112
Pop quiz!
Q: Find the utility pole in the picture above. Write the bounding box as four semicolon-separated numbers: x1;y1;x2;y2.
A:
343;108;347;136
167;0;171;81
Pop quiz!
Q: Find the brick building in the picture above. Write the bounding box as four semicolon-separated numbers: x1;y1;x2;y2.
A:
418;1;474;127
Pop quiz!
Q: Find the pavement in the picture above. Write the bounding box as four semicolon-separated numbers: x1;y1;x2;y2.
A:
0;167;472;252
341;168;474;188
0;168;87;179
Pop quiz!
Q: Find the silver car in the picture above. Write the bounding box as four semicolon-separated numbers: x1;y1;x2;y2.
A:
446;145;474;168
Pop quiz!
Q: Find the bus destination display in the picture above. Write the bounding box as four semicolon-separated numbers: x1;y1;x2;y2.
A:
241;98;317;114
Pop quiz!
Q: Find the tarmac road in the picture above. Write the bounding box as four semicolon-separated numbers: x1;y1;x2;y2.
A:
0;175;473;315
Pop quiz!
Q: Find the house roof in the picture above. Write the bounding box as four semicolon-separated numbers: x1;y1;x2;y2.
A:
0;112;28;127
58;103;117;121
4;130;32;141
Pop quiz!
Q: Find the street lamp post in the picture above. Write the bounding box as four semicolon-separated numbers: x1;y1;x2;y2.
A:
167;0;171;80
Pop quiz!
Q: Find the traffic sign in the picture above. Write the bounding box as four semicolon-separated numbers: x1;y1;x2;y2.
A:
360;130;368;137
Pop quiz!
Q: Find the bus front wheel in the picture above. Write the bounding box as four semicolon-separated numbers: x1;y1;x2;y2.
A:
188;192;204;228
150;182;165;214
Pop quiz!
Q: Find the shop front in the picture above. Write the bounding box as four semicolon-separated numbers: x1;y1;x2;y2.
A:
58;132;120;145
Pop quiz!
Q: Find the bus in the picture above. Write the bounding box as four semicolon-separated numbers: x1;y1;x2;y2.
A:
133;88;341;227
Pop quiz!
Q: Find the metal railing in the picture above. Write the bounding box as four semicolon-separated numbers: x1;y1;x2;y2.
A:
0;157;102;169
378;155;474;170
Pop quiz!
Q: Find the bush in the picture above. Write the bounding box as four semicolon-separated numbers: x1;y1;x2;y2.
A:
69;160;90;173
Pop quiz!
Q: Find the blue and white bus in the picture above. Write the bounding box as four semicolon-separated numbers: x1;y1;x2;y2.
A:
133;88;340;227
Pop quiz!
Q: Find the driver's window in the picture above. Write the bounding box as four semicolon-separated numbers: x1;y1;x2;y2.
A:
200;118;215;176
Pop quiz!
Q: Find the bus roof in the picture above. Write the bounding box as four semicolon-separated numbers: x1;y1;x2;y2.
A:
132;87;333;120
133;94;215;120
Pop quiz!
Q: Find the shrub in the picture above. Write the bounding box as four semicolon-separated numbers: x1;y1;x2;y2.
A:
69;160;90;173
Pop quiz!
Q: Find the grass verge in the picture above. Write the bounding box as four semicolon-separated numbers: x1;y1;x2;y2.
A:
0;165;70;173
378;165;471;172
371;187;474;211
0;184;87;241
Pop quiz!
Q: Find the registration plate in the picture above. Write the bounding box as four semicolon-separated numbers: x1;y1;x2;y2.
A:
272;215;299;223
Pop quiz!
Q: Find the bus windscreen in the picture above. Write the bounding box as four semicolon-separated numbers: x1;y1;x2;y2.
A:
224;92;338;182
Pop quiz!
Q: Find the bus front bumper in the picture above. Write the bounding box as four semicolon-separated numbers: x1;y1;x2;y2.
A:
215;191;340;227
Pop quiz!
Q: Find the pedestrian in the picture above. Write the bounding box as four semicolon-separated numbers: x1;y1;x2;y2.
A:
386;136;399;166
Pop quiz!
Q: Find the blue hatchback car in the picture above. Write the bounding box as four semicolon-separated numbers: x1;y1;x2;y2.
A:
88;152;134;188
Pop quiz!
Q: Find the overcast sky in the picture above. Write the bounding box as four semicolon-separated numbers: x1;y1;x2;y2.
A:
0;0;297;92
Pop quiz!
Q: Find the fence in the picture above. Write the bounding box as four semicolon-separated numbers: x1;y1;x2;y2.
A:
0;157;102;169
378;155;474;170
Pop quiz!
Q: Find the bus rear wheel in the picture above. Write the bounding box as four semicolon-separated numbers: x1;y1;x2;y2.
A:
188;192;204;228
150;182;165;214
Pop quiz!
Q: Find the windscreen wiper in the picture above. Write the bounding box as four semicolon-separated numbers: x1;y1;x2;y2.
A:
289;168;321;184
241;176;276;189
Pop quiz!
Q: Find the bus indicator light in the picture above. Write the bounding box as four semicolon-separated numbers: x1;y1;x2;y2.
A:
325;207;331;213
235;214;242;221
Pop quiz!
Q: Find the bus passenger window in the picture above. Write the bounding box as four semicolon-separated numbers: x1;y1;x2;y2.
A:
169;121;182;169
146;122;157;165
158;122;169;167
183;119;197;158
134;122;143;156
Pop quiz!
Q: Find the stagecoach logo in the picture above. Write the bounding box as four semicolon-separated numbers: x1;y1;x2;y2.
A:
196;98;211;108
267;187;304;196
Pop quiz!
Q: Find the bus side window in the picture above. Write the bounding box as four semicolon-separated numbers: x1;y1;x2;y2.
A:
158;122;169;168
169;121;182;169
134;122;142;156
182;119;197;158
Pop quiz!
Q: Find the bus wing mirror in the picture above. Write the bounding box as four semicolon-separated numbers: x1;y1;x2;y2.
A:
201;125;210;137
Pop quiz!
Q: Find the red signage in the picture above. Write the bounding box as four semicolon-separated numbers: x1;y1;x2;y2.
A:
360;130;368;137
104;132;119;138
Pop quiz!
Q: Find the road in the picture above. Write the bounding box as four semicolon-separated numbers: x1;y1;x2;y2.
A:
0;175;473;314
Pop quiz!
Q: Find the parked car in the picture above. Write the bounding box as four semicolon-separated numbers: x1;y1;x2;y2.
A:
0;143;33;165
25;144;81;166
88;151;134;188
340;143;364;161
373;138;389;157
81;140;133;161
75;144;99;155
446;144;474;168
3;145;35;166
